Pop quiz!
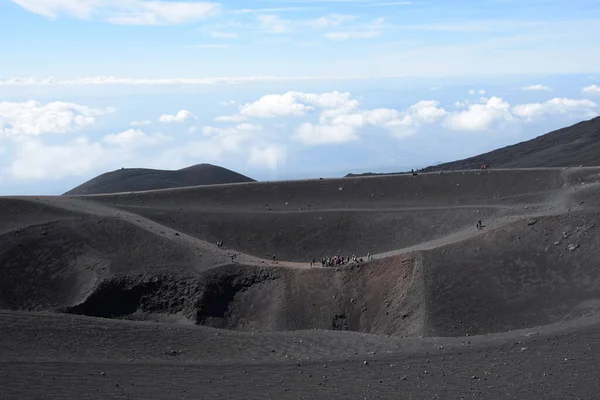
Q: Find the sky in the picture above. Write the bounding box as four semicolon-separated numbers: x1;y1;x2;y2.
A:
1;0;600;195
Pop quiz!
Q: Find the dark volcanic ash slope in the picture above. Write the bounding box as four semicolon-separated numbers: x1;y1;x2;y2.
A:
346;117;600;177
65;209;600;338
87;168;570;261
421;210;600;337
15;208;600;338
0;209;201;311
425;116;600;171
0;196;239;312
4;172;600;400
66;255;425;337
3;168;600;339
64;163;255;195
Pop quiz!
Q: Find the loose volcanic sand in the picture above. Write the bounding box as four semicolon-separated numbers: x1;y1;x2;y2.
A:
2;167;600;399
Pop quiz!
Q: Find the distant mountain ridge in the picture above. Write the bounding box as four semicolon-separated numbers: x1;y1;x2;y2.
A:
345;116;600;177
64;164;256;195
423;116;600;172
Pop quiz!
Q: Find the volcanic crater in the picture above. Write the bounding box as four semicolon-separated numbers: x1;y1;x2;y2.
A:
3;167;600;338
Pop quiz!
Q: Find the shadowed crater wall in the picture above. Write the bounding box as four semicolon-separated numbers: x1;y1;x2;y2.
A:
63;258;425;337
58;211;600;337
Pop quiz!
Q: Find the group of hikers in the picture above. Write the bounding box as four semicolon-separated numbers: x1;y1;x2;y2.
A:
312;253;373;267
214;159;491;266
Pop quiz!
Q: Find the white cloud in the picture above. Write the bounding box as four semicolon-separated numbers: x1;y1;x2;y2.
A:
324;30;381;40
217;90;600;147
512;98;598;120
11;0;220;25
238;91;359;118
130;119;151;127
257;14;289;34
218;100;237;106
309;14;356;28
224;91;447;145
210;31;238;39
283;92;446;145
444;97;513;131
233;7;307;14
157;123;278;167
215;115;248;122
10;0;97;19
429;86;443;91
248;145;287;170
522;84;550;91
239;93;312;118
102;129;172;147
582;84;600;94
407;100;448;123
443;96;598;130
236;123;262;131
468;89;486;95
0;100;114;138
257;13;356;34
10;137;109;180
6;134;173;182
325;108;402;127
311;100;446;142
0;75;367;86
158;110;197;123
294;123;359;145
321;101;445;128
201;125;255;151
147;119;286;172
199;123;259;134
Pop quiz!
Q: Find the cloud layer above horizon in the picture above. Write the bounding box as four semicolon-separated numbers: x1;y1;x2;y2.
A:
1;85;599;194
2;0;600;194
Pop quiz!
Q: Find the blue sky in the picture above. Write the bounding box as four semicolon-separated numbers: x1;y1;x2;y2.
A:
1;0;600;194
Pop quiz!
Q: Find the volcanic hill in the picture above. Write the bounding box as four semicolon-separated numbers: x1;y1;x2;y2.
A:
346;116;600;177
425;115;600;171
3;119;600;399
64;163;256;195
